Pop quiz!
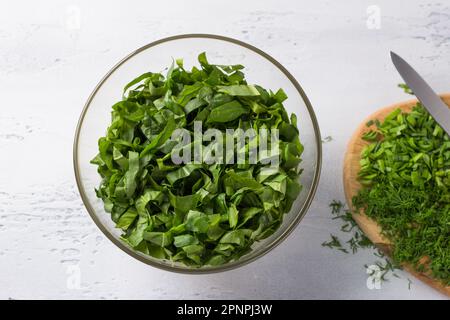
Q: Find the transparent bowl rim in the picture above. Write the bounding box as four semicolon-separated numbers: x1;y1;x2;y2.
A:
73;33;322;274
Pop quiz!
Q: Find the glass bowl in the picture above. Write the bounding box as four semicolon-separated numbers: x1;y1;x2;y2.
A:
73;34;322;273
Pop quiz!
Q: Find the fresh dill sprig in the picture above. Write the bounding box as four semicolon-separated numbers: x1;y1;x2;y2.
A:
329;200;344;214
322;234;348;253
324;199;411;288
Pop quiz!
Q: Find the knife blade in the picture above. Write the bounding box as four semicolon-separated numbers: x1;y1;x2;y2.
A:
390;51;450;135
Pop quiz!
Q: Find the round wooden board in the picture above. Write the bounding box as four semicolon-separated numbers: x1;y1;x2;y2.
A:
343;94;450;297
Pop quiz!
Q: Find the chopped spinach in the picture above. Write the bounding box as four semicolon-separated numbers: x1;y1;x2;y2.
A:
91;53;303;267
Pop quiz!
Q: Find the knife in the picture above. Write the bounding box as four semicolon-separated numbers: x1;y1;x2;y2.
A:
390;51;450;135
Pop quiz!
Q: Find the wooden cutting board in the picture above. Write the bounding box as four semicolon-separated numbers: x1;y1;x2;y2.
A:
343;94;450;297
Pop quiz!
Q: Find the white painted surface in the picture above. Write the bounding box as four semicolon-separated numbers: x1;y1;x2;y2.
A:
0;0;448;299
